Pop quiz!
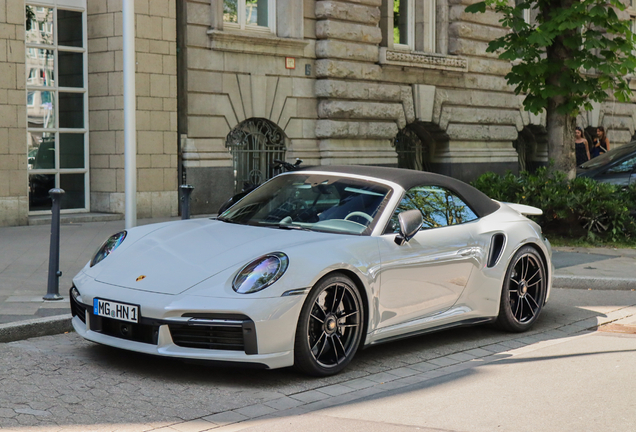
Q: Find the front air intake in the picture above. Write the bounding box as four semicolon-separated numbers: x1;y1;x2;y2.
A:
487;233;506;268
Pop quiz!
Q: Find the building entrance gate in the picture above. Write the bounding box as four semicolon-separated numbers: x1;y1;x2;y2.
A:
393;125;431;172
225;118;287;193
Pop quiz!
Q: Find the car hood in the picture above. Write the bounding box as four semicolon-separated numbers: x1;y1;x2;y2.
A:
576;167;595;177
91;219;334;295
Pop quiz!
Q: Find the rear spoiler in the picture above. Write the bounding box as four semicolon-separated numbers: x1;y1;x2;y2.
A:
505;203;543;216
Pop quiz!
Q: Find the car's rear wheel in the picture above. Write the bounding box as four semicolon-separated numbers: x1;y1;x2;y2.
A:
294;273;364;376
496;245;546;332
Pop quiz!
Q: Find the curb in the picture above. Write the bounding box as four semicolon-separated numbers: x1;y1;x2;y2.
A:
553;275;636;291
0;314;73;343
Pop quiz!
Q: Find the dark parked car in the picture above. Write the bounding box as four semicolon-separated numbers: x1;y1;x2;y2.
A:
577;141;636;187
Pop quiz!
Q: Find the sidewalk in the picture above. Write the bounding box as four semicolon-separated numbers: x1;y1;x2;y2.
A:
0;215;185;341
1;217;636;341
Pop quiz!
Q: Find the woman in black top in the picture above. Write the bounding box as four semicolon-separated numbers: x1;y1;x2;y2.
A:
574;126;590;166
591;126;610;158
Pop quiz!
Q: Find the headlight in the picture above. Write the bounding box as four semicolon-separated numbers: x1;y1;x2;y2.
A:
90;231;127;267
232;252;289;294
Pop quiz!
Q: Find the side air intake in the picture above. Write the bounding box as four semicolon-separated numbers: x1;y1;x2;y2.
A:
487;233;506;268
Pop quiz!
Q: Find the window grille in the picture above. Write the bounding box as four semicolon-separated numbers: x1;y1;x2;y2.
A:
226;119;287;193
393;127;430;172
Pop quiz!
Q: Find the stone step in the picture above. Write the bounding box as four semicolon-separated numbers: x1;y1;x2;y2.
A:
28;212;124;226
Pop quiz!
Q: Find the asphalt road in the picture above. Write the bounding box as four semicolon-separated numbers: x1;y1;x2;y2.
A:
2;288;636;431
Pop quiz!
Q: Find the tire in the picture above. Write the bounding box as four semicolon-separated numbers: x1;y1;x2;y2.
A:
496;245;547;332
294;273;364;377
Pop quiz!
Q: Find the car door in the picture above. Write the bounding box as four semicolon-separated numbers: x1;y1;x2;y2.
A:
594;155;636;187
375;185;481;330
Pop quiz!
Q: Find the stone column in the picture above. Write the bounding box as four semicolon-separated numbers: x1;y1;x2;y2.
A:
87;0;178;218
314;0;399;166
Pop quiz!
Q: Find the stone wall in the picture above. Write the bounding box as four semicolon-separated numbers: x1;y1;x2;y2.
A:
87;0;178;218
181;0;318;213
0;0;27;226
314;0;400;165
309;0;526;176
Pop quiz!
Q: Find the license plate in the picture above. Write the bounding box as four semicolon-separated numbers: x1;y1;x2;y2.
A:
93;298;139;323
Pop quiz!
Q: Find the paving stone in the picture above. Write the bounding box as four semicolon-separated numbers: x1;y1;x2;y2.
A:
0;408;16;418
386;367;420;377
315;384;354;397
408;361;438;373
340;377;376;390
262;396;304;411
373;379;410;392
427;356;460;367
167;419;216;432
499;339;527;349
462;348;494;358
364;371;400;383
480;343;511;353
289;390;330;404
232;404;277;419
393;374;429;386
14;408;51;417
447;352;477;362
201;411;249;426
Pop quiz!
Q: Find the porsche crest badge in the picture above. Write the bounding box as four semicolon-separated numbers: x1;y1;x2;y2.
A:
136;275;146;282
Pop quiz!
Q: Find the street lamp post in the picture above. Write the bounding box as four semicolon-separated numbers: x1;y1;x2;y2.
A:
123;0;137;229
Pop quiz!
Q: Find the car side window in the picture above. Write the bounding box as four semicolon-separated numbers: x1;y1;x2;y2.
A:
387;185;479;233
606;156;636;174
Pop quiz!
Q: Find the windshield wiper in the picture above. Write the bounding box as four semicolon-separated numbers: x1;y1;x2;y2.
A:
217;216;244;225
277;223;312;231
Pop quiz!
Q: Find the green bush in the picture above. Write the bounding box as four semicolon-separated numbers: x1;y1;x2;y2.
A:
471;167;636;243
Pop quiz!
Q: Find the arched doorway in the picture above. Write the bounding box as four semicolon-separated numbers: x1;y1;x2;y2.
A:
225;118;287;193
393;124;433;172
513;125;548;173
392;122;448;173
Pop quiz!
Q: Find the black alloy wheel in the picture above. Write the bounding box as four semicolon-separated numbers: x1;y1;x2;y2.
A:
294;273;364;376
496;245;547;332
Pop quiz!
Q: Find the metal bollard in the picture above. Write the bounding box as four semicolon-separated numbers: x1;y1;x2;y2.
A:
180;184;194;220
44;188;65;301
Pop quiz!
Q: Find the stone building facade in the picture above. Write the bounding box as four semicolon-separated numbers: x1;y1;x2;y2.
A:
1;0;635;225
0;0;178;226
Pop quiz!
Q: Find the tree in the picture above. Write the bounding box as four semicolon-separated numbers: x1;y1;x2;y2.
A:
466;0;636;176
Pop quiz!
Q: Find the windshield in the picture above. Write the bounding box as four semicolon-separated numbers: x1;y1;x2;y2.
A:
219;173;392;235
580;143;636;169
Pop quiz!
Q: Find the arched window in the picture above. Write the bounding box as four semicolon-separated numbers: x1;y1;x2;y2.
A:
225;118;287;192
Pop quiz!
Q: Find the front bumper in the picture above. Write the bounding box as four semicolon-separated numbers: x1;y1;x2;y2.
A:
70;283;305;370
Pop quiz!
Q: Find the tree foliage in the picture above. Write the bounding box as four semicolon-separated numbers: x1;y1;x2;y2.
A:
466;0;636;116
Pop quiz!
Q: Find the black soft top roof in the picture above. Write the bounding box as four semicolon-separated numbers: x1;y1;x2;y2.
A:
299;165;500;218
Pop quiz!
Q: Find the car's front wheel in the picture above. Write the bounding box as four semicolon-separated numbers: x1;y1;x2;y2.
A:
496;245;547;332
294;273;364;376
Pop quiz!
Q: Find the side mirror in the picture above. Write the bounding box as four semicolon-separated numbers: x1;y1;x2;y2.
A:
394;209;423;246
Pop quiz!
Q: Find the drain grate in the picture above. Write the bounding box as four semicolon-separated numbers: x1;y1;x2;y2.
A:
597;323;636;335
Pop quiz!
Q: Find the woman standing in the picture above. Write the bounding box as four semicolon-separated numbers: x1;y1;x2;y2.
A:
575;127;590;166
591;126;610;158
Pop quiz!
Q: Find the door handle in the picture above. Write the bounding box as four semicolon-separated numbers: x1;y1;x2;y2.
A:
458;247;476;256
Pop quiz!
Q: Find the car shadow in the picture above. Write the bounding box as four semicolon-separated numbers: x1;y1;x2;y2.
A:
7;287;632;430
73;287;635;392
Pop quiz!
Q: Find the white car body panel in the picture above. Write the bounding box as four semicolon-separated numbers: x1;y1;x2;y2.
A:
71;169;553;371
375;221;478;329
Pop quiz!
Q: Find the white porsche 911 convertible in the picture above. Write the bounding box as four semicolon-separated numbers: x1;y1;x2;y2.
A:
70;166;552;376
